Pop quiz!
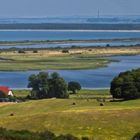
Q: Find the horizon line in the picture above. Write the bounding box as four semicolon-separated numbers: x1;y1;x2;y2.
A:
0;15;140;18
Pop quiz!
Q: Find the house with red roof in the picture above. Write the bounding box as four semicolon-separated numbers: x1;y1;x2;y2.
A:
0;86;13;97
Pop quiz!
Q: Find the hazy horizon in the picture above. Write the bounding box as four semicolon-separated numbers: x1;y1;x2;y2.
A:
0;0;140;17
0;15;140;18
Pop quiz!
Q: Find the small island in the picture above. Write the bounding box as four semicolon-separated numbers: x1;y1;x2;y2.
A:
0;46;139;71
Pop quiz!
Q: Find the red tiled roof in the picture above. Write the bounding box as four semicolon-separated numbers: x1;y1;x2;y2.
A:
0;86;10;96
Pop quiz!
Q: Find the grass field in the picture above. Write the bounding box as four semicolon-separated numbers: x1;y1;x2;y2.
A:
13;90;30;97
0;89;140;140
0;46;140;71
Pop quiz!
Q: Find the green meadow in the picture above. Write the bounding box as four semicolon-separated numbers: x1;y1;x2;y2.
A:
0;89;140;140
0;46;139;71
0;50;113;71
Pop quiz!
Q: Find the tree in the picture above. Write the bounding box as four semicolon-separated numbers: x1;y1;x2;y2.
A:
110;68;140;100
38;72;49;98
28;72;49;99
28;72;68;99
49;72;68;98
68;81;81;94
28;74;40;99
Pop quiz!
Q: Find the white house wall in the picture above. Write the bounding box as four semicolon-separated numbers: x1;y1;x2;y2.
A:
8;91;13;96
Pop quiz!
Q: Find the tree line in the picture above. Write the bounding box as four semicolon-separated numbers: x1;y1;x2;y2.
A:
28;72;81;99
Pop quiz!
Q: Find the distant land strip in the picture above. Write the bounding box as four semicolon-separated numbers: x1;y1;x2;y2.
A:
0;23;140;30
0;38;140;46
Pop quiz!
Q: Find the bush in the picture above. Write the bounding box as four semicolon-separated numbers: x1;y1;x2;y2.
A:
82;137;90;140
7;96;16;102
18;50;26;53
39;130;55;140
0;128;80;140
56;134;79;140
110;68;140;100
62;49;69;53
33;50;38;53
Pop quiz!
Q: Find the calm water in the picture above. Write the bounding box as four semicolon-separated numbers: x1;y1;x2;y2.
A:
1;42;140;49
0;31;140;41
0;55;140;89
0;30;140;88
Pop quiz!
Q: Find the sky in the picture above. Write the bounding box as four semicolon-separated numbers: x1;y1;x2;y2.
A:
0;0;140;17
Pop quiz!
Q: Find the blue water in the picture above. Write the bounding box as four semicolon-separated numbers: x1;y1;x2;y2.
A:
0;55;139;89
1;42;140;49
0;29;139;89
0;31;140;41
0;16;140;24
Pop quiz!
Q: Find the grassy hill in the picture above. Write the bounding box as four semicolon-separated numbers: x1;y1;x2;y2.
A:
0;90;140;140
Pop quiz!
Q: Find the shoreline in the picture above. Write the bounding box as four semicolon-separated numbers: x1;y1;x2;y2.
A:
0;38;140;47
0;47;139;71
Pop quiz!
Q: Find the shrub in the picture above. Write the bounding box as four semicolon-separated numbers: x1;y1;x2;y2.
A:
18;50;26;53
33;50;38;53
39;130;56;140
0;128;80;140
82;137;90;140
62;49;69;53
56;134;79;140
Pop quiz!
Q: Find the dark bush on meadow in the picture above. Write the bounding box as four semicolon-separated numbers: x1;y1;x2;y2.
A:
62;49;69;53
33;50;38;53
0;128;40;140
56;134;79;140
88;49;92;51
0;128;80;140
110;68;140;100
82;137;90;140
18;50;26;53
39;130;56;140
7;96;16;102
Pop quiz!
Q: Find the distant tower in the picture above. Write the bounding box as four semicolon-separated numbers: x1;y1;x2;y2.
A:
97;9;100;18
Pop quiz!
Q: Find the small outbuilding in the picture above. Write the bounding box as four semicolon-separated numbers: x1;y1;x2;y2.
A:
0;86;14;97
